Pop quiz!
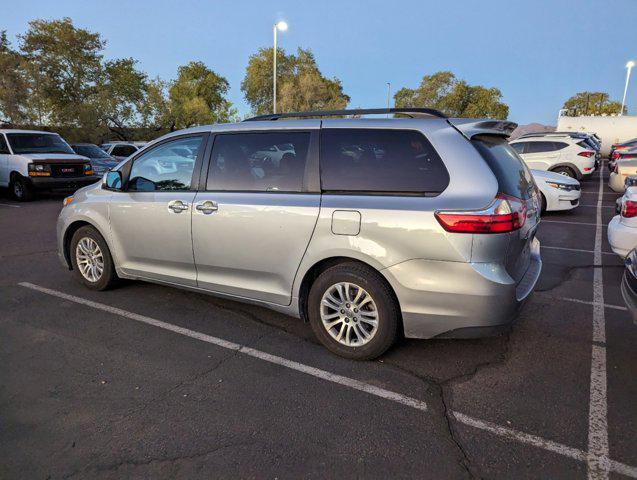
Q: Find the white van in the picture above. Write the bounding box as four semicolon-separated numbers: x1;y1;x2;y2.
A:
0;130;97;201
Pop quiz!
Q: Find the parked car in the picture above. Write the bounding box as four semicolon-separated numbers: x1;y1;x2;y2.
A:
609;138;637;164
531;169;580;213
621;248;637;325
608;186;637;257
609;149;637;192
509;135;596;179
71;143;119;176
57;108;542;360
0;129;97;201
519;131;600;153
100;142;140;161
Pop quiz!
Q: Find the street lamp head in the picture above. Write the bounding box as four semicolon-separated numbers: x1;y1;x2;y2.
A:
275;21;288;31
627;60;636;69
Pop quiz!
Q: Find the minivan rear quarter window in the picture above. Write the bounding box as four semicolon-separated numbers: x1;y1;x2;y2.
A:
320;129;449;195
472;135;534;200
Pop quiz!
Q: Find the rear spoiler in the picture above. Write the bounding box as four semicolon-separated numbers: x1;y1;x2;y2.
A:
447;118;518;140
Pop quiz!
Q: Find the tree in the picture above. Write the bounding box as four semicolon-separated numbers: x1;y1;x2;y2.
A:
0;31;29;125
394;71;509;119
138;77;171;131
95;58;147;139
19;17;105;126
167;61;235;129
241;47;349;115
562;92;624;116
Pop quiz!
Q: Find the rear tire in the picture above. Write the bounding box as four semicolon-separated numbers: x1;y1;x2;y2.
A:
308;262;399;360
10;175;34;201
70;225;118;291
550;166;576;179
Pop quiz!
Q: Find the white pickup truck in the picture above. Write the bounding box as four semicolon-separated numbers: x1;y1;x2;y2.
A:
0;129;98;201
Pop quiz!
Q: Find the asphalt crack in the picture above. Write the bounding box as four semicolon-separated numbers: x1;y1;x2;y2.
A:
62;440;258;478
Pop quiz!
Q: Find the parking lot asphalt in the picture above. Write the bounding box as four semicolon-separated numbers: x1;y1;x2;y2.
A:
1;165;636;479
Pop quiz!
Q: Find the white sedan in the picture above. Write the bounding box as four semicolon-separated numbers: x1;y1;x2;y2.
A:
608;186;637;258
531;169;581;213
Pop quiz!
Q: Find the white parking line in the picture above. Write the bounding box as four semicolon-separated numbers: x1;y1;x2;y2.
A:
0;203;20;208
578;205;616;209
580;191;621;196
17;281;637;477
540;245;616;256
542;220;606;227
587;171;610;479
17;282;428;411
535;294;627;312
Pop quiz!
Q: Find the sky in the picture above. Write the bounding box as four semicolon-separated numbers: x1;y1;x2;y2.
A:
4;0;637;125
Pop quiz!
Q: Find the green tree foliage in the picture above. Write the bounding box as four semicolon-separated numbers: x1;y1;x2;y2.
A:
19;18;105;127
0;31;29;125
167;61;236;129
394;71;509;119
241;47;349;115
1;18;236;141
562;91;624;116
93;58;148;139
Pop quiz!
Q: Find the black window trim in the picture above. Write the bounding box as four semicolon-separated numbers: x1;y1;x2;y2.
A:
201;129;321;194
0;133;10;154
318;127;449;197
114;132;210;193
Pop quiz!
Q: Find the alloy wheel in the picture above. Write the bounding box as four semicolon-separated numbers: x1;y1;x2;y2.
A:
75;237;104;283
320;282;379;347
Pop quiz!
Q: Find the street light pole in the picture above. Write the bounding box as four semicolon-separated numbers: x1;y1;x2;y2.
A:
621;60;635;116
272;21;288;114
386;82;391;112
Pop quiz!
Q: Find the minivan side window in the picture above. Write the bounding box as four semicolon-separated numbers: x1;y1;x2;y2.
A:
207;132;311;192
0;135;9;154
320;129;449;195
128;135;203;191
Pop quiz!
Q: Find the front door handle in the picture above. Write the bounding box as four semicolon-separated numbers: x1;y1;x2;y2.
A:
168;200;189;213
195;200;218;215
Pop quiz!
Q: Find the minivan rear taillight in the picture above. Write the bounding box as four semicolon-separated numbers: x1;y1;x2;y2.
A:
435;194;527;234
621;200;637;218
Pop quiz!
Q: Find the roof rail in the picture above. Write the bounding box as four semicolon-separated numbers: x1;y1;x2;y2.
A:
243;107;447;122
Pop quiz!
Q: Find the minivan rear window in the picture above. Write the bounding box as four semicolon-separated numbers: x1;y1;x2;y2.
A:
472;135;535;200
320;129;449;195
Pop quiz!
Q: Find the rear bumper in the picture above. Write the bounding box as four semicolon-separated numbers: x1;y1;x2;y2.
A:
607;215;637;258
382;238;542;339
29;175;99;191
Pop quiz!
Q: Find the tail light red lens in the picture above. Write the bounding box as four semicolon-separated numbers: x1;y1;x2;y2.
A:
622;200;637;218
435;194;527;234
578;151;594;157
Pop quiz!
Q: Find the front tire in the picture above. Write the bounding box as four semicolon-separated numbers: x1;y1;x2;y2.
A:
540;193;547;214
70;226;118;290
551;166;576;179
10;175;34;201
308;262;400;360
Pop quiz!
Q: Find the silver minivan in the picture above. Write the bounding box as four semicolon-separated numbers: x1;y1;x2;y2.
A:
57;108;542;359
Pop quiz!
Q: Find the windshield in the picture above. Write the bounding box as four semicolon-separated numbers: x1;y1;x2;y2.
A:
73;144;112;158
6;133;75;155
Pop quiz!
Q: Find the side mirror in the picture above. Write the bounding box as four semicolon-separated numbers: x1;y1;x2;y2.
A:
103;170;123;190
